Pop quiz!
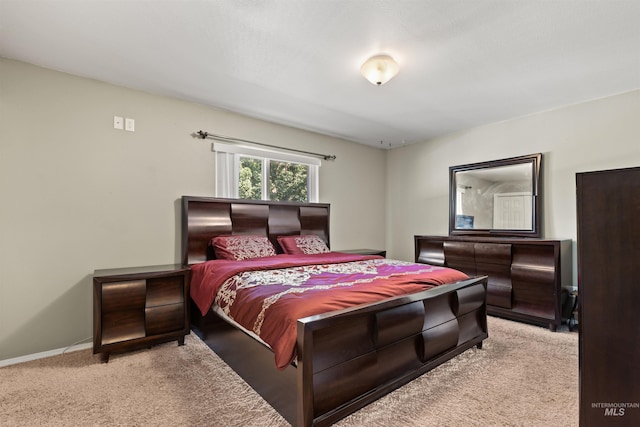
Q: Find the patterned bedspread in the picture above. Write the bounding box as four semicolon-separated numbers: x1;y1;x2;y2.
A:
190;252;469;369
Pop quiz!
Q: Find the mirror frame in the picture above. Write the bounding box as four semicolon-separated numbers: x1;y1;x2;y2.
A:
449;153;542;238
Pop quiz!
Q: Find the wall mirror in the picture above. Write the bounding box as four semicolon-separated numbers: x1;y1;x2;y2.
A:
449;153;542;238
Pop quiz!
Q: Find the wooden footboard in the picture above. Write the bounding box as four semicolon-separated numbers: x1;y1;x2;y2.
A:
296;276;487;427
193;276;487;427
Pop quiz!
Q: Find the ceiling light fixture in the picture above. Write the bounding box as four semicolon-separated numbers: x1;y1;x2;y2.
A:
360;54;399;86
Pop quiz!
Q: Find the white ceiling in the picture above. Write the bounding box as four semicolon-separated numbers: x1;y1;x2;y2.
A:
2;1;639;149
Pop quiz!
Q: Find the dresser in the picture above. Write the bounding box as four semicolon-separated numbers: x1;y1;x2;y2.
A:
93;264;190;362
415;235;572;331
577;167;640;426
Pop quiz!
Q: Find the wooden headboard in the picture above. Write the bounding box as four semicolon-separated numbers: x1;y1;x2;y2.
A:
181;196;331;266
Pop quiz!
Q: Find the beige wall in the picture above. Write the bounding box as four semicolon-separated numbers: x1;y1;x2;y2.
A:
0;58;386;361
386;89;640;274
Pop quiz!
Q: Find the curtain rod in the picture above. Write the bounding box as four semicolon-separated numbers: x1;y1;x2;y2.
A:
195;130;337;161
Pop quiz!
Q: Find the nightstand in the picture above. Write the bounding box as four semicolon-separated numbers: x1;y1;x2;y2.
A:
93;264;190;362
339;249;386;257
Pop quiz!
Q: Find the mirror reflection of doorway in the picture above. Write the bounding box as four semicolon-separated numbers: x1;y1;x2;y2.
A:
493;192;532;229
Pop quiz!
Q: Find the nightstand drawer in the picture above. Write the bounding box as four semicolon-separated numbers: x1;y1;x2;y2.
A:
100;280;147;345
102;311;145;345
145;304;185;335
146;276;184;307
102;280;146;312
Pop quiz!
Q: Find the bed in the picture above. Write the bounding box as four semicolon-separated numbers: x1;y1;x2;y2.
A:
181;196;488;427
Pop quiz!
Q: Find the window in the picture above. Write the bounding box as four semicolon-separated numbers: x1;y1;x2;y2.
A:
214;141;320;202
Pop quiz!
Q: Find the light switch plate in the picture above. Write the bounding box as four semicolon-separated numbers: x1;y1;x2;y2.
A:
125;118;135;132
113;116;124;130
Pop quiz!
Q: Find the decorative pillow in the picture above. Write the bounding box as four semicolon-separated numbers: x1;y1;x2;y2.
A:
211;235;277;261
277;235;330;255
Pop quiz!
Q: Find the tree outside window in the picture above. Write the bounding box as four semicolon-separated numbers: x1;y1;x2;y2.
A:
239;157;309;202
238;157;262;200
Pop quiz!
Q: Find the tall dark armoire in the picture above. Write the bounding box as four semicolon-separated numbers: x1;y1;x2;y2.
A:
577;167;640;426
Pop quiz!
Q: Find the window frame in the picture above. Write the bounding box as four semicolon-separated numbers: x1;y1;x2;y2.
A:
213;141;320;202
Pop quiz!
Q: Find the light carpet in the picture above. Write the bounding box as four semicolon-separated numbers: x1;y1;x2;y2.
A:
0;316;578;426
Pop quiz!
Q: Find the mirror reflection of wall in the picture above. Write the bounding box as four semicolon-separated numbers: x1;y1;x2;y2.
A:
456;174;493;229
455;163;532;230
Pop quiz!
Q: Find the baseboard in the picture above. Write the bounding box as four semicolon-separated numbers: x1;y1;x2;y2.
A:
0;342;93;368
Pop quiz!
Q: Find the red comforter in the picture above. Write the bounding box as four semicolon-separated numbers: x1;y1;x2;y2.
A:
190;252;468;369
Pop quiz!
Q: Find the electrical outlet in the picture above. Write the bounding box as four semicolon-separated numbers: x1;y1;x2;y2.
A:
113;116;124;130
125;118;135;132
